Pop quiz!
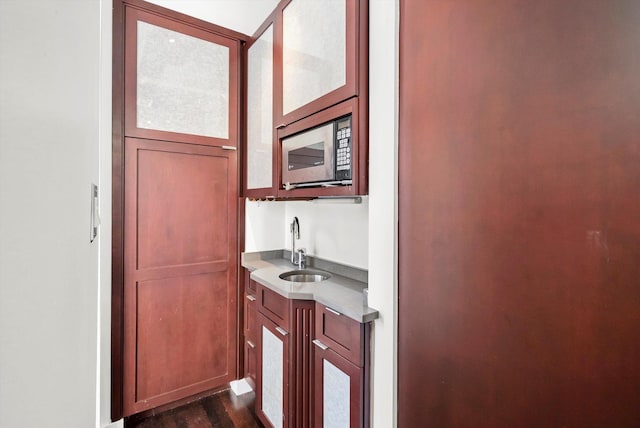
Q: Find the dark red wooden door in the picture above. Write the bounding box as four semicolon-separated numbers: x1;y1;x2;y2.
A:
123;138;237;415
113;3;243;418
399;0;640;426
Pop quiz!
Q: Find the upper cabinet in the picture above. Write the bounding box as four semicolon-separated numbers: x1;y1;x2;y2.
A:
244;0;368;198
245;18;277;198
124;8;240;147
277;0;358;125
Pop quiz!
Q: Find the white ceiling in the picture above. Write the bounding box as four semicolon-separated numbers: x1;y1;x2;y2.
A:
146;0;279;36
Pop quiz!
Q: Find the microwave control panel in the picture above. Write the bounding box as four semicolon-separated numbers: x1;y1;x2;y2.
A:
335;116;352;180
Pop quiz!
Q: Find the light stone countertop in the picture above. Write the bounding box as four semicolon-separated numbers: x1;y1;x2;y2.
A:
241;251;379;323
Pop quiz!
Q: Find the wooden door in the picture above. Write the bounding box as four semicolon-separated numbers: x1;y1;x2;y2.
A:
399;0;640;426
113;2;244;418
123;138;237;415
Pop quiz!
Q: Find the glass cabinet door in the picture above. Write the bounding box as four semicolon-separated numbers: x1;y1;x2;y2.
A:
125;9;239;147
246;23;276;194
257;313;289;428
278;0;358;125
262;324;284;428
313;343;364;427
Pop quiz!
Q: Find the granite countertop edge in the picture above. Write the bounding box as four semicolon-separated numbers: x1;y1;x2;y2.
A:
242;250;379;323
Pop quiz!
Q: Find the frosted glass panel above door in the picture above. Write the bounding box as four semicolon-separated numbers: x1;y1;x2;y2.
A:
137;21;229;138
282;0;346;115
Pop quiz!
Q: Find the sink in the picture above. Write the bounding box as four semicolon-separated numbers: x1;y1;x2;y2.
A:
279;269;331;283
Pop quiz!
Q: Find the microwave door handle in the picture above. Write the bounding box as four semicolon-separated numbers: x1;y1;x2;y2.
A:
284;180;353;189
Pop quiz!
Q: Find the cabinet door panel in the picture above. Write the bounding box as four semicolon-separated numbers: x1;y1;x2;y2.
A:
282;0;346;115
313;344;363;428
125;8;239;147
262;325;284;428
323;358;351;427
246;23;276;195
257;313;289;428
258;283;290;327
276;0;359;125
123;138;237;415
316;302;363;366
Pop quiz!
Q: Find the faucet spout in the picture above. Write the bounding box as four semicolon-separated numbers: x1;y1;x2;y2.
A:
290;216;300;265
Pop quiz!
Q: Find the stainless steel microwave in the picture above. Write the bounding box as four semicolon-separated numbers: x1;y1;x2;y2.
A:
281;115;352;189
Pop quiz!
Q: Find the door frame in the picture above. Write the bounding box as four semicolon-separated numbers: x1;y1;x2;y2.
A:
111;0;249;420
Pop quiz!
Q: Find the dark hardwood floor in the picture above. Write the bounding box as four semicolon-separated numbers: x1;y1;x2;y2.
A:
125;389;262;428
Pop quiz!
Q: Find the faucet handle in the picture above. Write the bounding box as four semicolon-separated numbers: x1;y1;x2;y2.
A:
296;248;306;269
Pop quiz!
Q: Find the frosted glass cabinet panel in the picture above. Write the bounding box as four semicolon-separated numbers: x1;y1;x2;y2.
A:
137;21;229;138
323;359;350;428
124;10;239;147
314;348;364;427
246;24;274;191
282;0;347;115
262;325;284;428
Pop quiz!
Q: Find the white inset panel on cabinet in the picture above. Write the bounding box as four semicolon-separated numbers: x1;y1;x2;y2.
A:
262;326;283;428
137;21;229;138
247;25;274;189
323;359;350;428
282;0;346;115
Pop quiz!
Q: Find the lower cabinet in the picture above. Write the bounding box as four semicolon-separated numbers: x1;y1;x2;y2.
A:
313;342;364;427
257;312;289;428
313;303;370;428
251;280;370;428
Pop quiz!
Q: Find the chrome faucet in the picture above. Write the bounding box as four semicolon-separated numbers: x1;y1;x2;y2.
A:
290;217;306;269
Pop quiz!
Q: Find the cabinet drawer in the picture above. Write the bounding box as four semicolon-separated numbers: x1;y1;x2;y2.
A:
257;283;289;328
315;303;363;367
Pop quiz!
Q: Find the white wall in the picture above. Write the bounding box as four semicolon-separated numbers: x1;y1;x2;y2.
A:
245;200;286;251
367;1;399;426
283;199;369;269
0;1;110;427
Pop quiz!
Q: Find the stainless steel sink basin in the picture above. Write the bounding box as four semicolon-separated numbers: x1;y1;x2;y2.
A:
279;269;331;283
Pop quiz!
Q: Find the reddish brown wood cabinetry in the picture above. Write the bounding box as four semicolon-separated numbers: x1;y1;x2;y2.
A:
112;1;244;419
313;303;370;428
254;281;314;428
398;0;640;426
124;6;240;148
243;0;369;199
274;0;364;127
122;138;239;416
256;311;290;428
251;286;371;428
